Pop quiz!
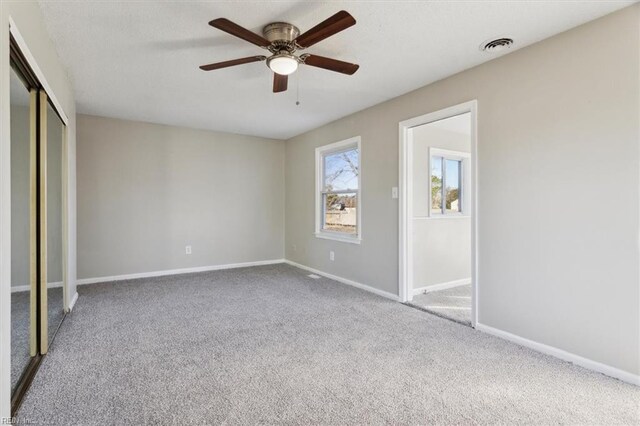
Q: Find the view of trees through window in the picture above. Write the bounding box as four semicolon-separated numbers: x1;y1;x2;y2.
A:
431;156;443;214
322;147;359;234
444;159;461;213
431;156;462;214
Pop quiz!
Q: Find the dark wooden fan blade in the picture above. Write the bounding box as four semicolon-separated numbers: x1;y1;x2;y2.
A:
273;73;288;93
209;18;271;47
295;11;356;48
302;55;359;75
199;56;265;71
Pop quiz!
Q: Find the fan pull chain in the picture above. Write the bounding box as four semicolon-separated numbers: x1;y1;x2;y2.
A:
296;72;300;106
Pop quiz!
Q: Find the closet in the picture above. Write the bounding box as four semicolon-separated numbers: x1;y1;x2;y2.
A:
10;36;68;415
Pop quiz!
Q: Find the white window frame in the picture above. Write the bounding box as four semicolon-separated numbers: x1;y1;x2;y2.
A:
315;136;362;244
429;147;470;217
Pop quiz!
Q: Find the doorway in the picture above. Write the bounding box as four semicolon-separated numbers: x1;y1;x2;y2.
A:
399;101;478;327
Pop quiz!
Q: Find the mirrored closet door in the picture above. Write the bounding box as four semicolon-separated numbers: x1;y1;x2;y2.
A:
10;63;36;396
10;37;68;415
43;96;66;351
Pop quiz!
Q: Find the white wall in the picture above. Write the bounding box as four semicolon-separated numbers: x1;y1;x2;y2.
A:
76;114;285;280
411;122;471;290
1;0;77;417
285;5;639;378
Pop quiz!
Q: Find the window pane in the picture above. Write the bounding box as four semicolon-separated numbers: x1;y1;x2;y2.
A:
323;192;357;234
431;156;443;214
445;159;461;213
324;148;358;191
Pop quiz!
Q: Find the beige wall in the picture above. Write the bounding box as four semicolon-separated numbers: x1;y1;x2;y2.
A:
411;124;471;290
285;5;639;376
76;115;285;280
1;0;77;416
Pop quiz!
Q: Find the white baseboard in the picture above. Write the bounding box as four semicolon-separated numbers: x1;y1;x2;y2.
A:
412;278;471;295
476;323;640;386
11;281;63;293
284;259;399;301
77;259;286;285
68;292;79;311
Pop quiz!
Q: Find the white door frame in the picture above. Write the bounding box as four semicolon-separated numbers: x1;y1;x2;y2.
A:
398;100;478;327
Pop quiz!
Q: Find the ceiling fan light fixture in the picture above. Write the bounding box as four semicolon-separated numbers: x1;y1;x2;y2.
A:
267;53;299;75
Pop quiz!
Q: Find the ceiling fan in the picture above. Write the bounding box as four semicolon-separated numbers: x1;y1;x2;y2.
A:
199;11;359;93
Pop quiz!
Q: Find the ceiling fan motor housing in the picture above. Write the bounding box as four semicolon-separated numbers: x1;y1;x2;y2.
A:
263;23;300;44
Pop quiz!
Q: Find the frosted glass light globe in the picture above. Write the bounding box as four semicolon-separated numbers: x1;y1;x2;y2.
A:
268;54;298;75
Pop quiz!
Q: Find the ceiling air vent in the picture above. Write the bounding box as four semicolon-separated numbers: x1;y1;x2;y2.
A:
481;38;514;53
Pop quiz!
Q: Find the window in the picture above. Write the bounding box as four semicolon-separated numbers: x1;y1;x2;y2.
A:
430;148;468;215
315;137;361;243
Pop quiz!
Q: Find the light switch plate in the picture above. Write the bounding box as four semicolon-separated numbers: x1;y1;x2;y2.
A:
392;187;399;199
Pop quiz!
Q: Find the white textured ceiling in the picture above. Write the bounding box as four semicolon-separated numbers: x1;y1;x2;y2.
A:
38;1;634;140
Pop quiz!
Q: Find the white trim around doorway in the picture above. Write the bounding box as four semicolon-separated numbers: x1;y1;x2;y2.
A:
398;100;478;327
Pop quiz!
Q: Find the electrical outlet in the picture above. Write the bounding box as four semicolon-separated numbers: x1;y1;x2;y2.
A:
329;251;335;261
185;245;192;255
292;244;297;252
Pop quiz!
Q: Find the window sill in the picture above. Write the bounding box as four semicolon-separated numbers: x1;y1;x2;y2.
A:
414;213;470;220
314;232;362;245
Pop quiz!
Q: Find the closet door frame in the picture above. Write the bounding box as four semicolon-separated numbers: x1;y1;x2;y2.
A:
38;90;48;354
29;88;37;358
8;27;70;415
